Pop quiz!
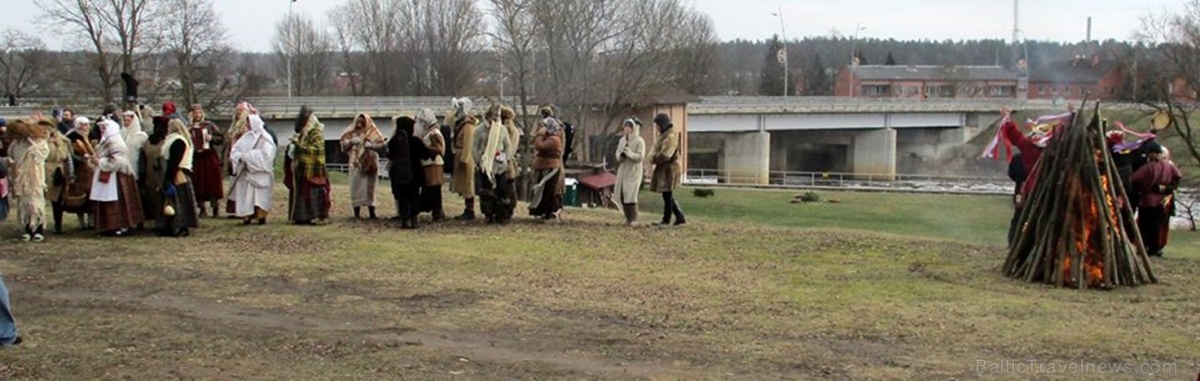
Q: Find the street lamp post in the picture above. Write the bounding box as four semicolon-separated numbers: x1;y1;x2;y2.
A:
287;0;294;98
848;23;866;98
771;8;788;97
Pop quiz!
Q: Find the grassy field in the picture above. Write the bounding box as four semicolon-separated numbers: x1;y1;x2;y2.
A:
0;185;1197;380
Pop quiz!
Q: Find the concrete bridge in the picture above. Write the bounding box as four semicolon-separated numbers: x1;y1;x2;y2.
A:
686;97;1033;182
1;96;1143;180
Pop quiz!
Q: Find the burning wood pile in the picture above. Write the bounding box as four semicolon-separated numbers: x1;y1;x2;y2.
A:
1003;105;1157;289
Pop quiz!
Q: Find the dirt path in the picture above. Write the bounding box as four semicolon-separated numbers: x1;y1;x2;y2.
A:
22;287;704;380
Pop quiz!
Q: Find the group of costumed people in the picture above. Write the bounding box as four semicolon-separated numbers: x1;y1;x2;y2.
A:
0;96;690;240
0;101;279;241
986;106;1182;257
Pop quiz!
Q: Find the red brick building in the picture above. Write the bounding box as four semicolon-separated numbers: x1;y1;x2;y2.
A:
834;65;1018;99
1027;56;1124;101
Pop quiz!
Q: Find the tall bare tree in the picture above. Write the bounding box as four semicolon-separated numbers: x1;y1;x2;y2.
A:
36;0;161;102
272;12;333;96
328;0;405;95
420;0;485;95
162;0;240;112
0;29;50;98
1136;0;1200;169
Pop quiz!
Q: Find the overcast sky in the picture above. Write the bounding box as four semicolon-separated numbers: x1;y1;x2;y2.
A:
8;0;1184;52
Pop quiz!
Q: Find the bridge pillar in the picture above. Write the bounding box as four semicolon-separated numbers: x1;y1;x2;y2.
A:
853;128;897;179
722;131;771;185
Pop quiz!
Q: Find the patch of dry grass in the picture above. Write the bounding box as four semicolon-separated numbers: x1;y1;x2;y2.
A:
0;183;1197;380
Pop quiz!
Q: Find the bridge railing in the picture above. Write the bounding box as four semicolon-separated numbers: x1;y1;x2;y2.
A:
684;168;1012;194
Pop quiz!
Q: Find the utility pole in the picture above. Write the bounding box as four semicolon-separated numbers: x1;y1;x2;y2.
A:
772;8;789;97
287;0;294;98
849;23;866;98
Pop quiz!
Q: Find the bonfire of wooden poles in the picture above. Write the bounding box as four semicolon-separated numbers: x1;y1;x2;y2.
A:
1003;103;1157;289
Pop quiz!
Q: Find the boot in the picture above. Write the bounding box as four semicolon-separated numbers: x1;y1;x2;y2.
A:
368;206;378;220
655;193;672;226
211;201;221;218
33;225;45;242
457;198;476;221
671;198;687;226
623;204;638;225
53;204;64;234
354;207;362;220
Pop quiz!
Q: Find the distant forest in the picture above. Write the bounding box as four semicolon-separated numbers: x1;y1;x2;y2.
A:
10;37;1164;102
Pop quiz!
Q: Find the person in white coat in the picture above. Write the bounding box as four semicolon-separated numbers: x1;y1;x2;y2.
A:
614;118;645;225
229;114;277;225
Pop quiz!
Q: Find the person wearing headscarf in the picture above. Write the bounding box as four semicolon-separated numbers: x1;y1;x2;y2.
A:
6;119;50;241
388;116;425;229
64;117;96;229
500;107;521;218
615;118;646;226
285;106;331;225
89;119;145;236
341;113;387;219
158;119;200;237
223;102;261;216
185;104;226;218
0;272;21;347
1133;141;1182;258
120;111;150;226
449;97;478;221
472;105;512;224
415;108;446;222
230;114;276;225
529;114;565;222
42;118;73;234
650;113;686;226
141;116;170;227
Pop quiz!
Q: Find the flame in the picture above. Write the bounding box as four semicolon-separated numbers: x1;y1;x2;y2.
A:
1062;172;1109;288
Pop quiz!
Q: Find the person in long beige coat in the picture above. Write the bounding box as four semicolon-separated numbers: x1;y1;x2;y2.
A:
449;97;477;221
650;113;685;226
614;118;645;225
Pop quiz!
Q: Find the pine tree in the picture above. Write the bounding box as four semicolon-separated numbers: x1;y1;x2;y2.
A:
759;35;786;96
885;51;897;65
804;53;830;95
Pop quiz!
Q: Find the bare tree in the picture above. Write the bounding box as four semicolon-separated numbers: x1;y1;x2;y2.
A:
162;0;240;112
487;0;541;196
420;0;485;95
328;0;405;95
36;0;161;102
0;29;50;98
272;12;333;96
1136;1;1200;167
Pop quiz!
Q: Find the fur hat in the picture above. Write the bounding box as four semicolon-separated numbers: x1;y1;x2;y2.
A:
6;119;48;141
500;106;516;122
451;97;474;118
539;105;555;118
654;113;672;128
1144;140;1164;154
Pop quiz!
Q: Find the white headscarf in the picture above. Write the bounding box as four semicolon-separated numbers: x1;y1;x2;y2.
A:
98;119;122;144
72;117;91;131
234;115;266;154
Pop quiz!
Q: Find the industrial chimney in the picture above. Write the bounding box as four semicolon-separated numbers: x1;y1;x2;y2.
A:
1087;16;1092;44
